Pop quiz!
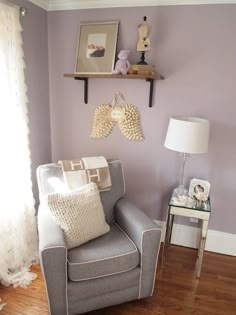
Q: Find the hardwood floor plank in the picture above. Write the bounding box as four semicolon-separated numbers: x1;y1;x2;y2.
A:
0;245;235;315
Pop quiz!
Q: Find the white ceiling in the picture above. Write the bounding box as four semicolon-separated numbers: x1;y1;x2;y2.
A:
28;0;236;11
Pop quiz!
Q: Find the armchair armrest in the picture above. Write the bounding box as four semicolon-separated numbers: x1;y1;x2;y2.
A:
38;205;68;315
38;205;66;250
115;198;161;299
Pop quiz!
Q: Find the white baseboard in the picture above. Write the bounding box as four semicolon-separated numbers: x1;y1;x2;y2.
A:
154;220;166;242
154;220;236;256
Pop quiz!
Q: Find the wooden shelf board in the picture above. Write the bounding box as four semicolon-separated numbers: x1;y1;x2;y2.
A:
64;73;164;80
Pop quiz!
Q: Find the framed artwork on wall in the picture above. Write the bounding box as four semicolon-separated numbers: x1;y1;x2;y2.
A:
75;21;119;74
189;178;211;200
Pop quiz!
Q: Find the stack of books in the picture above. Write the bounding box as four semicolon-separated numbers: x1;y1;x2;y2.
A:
128;64;155;76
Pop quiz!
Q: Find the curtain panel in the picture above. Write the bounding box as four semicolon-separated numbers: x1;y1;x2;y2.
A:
0;1;38;289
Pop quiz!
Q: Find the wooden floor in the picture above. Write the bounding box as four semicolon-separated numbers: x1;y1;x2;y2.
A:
0;245;236;315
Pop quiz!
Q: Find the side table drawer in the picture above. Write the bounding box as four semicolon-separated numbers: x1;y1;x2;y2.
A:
170;206;210;220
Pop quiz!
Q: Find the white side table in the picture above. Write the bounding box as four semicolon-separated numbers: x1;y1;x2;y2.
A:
162;193;211;277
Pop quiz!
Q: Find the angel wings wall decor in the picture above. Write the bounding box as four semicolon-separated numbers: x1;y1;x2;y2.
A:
91;92;144;141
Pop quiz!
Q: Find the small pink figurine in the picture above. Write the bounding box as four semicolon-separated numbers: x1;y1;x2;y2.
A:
113;50;130;75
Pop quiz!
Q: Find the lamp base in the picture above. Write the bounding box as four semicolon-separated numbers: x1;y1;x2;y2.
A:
173;185;189;197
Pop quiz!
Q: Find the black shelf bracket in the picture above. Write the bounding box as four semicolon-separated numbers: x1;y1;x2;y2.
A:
75;77;88;104
73;75;164;107
146;75;164;107
146;78;154;108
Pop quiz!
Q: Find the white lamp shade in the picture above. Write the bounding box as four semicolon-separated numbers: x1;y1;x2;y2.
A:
164;117;210;154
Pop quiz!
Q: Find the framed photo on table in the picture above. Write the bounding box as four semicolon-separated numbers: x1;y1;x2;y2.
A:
189;178;211;199
75;21;119;74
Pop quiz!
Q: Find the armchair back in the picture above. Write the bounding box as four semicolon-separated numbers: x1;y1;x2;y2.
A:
36;159;125;223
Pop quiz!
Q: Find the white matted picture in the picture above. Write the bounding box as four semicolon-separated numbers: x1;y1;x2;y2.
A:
189;178;211;199
75;21;119;74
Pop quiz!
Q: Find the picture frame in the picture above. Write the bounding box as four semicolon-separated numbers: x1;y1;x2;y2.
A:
75;21;119;74
189;178;211;199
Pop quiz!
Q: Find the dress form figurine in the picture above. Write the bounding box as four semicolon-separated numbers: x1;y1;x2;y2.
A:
137;16;151;65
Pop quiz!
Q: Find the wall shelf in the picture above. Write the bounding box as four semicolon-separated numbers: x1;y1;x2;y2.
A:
64;73;164;107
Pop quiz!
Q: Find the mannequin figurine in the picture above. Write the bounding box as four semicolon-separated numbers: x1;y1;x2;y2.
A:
137;16;151;65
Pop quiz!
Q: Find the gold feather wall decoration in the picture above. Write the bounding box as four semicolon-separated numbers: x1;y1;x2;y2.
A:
91;104;115;139
91;93;144;141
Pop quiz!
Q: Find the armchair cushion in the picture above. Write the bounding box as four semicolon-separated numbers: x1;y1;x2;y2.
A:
67;223;139;281
47;182;110;249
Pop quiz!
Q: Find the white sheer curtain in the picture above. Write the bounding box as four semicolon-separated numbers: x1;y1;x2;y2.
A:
0;1;38;290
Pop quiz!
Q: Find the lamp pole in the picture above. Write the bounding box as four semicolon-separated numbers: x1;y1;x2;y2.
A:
174;152;189;196
179;152;187;188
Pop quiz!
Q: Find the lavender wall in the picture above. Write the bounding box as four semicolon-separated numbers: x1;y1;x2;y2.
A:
12;0;51;202
48;5;236;234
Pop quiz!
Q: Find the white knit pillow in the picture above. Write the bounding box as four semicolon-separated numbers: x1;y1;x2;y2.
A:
47;182;110;249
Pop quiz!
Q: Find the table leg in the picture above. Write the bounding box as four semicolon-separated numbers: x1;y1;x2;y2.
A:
161;206;171;267
168;214;174;245
196;220;209;277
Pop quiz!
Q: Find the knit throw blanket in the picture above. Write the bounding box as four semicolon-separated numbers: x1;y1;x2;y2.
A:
58;156;112;192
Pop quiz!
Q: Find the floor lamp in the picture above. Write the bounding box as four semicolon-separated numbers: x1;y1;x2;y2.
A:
164;117;210;197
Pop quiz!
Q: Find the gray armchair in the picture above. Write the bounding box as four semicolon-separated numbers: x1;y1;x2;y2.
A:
37;160;161;315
